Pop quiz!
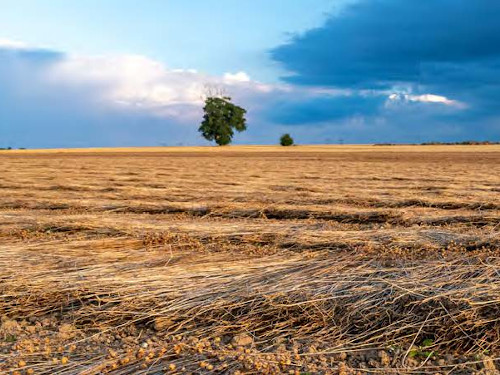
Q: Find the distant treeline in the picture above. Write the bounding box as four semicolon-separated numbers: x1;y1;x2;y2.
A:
374;141;499;146
420;141;500;145
0;147;26;150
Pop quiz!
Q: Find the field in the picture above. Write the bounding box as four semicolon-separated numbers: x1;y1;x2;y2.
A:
1;145;499;375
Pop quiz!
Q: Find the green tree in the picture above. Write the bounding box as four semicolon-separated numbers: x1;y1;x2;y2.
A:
198;96;247;146
280;133;294;146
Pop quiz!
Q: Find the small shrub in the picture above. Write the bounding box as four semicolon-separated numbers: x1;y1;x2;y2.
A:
280;134;294;146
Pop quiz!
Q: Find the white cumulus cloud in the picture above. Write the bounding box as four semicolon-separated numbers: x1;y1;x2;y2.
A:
388;92;466;108
0;38;29;49
223;71;251;83
45;54;278;119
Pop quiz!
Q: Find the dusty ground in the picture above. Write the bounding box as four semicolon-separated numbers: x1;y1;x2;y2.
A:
0;145;499;374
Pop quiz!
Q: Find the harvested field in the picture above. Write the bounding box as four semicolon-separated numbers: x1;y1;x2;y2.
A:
0;145;499;374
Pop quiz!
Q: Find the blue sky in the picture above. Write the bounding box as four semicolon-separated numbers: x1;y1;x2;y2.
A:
1;0;499;147
0;0;335;81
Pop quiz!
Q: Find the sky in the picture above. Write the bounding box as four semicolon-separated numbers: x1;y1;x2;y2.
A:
1;0;499;148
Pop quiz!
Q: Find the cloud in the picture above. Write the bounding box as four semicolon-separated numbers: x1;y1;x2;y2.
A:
45;53;284;120
224;71;251;83
48;55;250;118
0;43;319;147
387;93;466;108
0;46;212;147
264;93;383;125
0;38;29;49
272;0;500;89
4;41;385;147
269;0;500;141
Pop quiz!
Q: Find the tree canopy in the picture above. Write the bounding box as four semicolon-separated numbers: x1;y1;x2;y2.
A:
280;133;294;146
198;96;247;146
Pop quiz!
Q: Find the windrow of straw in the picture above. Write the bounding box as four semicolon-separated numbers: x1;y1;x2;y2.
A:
2;237;500;373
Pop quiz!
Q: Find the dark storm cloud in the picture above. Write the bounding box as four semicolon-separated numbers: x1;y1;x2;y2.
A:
272;0;500;90
268;0;500;141
264;94;383;125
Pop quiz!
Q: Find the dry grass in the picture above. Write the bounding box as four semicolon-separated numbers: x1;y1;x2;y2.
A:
0;145;499;374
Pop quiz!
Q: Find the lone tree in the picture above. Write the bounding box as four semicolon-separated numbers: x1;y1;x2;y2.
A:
198;96;247;146
280;133;294;146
